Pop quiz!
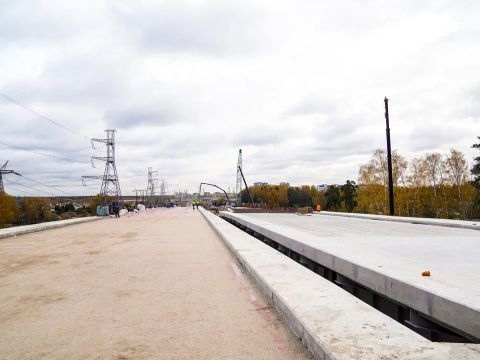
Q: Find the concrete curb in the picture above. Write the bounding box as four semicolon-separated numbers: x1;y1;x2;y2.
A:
199;208;480;360
319;211;480;231
0;216;105;239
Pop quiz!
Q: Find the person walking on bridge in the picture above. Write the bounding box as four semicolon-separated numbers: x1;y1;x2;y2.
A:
112;201;120;218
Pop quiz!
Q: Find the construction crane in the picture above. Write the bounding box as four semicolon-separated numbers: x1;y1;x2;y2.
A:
199;182;231;204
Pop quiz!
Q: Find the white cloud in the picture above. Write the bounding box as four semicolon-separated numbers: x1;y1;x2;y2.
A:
1;0;480;196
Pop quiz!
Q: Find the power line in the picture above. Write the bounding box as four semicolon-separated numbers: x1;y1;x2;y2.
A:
0;140;89;164
3;180;38;197
20;174;82;197
0;91;90;141
5;178;59;197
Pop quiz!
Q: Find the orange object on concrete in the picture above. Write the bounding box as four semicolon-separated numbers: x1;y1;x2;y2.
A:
422;270;431;277
316;204;321;212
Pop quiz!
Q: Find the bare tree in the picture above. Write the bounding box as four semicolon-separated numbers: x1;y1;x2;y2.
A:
445;149;469;218
423;152;442;217
408;157;428;217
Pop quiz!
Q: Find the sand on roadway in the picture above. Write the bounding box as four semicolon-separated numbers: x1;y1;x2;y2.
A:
0;207;312;360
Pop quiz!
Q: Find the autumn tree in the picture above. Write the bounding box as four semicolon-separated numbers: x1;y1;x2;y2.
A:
287;187;312;207
88;194;113;215
17;197;52;225
445;149;469;218
471;137;480;216
0;193;19;228
423;153;443;217
358;149;406;214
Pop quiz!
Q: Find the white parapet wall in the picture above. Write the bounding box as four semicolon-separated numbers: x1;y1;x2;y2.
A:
0;216;104;239
319;211;480;231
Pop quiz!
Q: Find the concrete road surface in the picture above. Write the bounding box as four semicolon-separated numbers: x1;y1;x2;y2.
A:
0;208;311;360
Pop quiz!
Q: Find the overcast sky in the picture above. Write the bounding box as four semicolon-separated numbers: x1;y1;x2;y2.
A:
1;0;479;197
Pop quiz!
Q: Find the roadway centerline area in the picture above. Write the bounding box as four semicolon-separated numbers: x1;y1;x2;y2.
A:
0;208;312;360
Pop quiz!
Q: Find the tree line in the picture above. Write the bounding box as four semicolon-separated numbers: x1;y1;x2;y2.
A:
241;183;324;208
239;138;480;219
0;196;92;228
356;144;479;219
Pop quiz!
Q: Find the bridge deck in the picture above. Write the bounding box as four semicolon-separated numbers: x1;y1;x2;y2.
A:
220;211;480;341
0;208;311;360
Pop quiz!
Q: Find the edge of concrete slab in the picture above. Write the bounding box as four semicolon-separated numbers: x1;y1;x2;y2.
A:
199;207;480;360
0;216;105;239
318;211;480;231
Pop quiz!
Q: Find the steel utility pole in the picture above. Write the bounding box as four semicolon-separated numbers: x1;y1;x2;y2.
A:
0;161;21;193
384;97;395;216
236;149;243;204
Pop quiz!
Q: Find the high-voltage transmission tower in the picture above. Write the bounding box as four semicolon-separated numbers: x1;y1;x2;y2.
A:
0;161;20;194
160;179;167;195
236;149;243;204
146;167;158;206
82;129;121;201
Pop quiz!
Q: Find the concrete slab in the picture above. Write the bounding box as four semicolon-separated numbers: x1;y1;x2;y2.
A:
202;208;480;359
219;211;480;341
0;216;104;239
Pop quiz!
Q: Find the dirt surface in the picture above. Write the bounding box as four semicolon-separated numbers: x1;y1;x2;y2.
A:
0;207;312;360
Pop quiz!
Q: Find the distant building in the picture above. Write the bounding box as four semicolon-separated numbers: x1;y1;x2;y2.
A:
253;182;269;187
317;184;328;191
279;182;290;187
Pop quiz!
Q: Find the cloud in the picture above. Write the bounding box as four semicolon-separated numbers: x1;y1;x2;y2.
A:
282;97;337;119
113;0;271;56
2;0;480;196
105;105;180;129
0;0;110;45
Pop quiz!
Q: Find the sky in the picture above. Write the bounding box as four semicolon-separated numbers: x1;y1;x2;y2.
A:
1;0;479;197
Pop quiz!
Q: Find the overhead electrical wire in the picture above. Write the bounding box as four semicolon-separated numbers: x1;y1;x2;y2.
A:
7;173;84;197
5;178;61;197
0;140;89;164
19;174;83;197
0;91;90;141
4;179;39;197
0;92;129;197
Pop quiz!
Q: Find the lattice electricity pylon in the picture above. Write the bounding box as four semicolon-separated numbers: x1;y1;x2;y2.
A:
82;129;121;201
146;167;158;206
160;179;167;195
236;149;243;204
0;161;21;194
